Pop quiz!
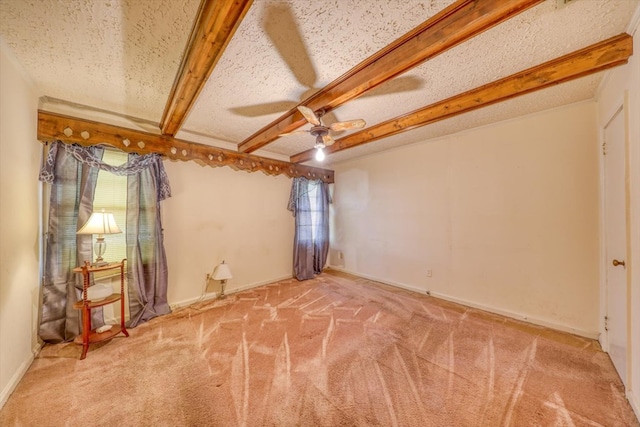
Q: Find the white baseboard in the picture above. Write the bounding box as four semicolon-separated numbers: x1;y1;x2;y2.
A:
0;343;42;410
428;289;599;340
230;274;294;294
329;266;599;340
629;389;640;423
169;274;293;309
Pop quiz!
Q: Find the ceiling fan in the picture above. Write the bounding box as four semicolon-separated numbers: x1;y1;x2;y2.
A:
281;106;366;161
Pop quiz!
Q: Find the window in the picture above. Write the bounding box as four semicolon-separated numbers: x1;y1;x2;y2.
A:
308;181;320;242
92;149;128;265
295;180;322;243
289;178;330;280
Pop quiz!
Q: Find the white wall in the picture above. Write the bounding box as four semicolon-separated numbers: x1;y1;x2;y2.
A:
0;76;297;403
596;21;640;419
0;51;297;404
331;101;600;338
162;163;294;306
0;42;42;407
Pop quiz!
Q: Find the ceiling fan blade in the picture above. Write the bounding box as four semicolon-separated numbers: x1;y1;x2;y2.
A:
322;134;335;146
330;119;366;132
262;4;317;89
297;106;320;126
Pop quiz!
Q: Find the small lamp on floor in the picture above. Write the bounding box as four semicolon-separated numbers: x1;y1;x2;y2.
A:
77;209;122;266
213;261;233;299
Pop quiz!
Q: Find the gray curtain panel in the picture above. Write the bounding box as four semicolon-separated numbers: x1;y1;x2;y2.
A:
312;180;331;275
287;177;331;280
38;142;103;342
38;141;172;341
126;155;171;327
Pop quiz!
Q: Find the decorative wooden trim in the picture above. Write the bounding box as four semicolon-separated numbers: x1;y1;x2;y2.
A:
238;0;543;153
37;110;334;183
160;0;253;136
291;33;633;163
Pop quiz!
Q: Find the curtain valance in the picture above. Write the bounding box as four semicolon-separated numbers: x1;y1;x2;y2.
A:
287;177;331;216
39;140;171;201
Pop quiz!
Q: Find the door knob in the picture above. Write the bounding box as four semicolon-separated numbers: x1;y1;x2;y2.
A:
612;259;626;267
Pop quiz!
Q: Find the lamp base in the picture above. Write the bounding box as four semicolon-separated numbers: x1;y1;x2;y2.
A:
91;261;109;267
218;280;227;299
94;236;107;264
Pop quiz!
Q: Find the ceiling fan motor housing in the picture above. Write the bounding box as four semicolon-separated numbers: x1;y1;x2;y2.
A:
309;126;329;137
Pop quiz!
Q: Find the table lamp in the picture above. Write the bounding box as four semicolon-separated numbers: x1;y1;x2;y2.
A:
77;209;122;266
213;261;232;299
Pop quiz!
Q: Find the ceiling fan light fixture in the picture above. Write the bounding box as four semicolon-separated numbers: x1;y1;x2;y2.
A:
282;106;364;160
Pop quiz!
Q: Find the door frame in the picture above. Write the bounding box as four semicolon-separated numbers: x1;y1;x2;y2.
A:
598;92;632;388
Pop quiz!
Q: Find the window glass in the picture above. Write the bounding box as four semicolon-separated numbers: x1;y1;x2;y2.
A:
308;182;320;242
92;149;128;264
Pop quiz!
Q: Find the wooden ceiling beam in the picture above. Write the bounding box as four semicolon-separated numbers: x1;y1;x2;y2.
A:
37;110;334;184
291;33;633;164
238;0;543;154
160;0;253;136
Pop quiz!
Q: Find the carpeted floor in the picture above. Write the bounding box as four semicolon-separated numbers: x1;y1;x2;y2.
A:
1;270;638;426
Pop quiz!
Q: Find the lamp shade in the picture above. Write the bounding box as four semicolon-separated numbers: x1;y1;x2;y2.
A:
212;262;233;280
77;210;122;235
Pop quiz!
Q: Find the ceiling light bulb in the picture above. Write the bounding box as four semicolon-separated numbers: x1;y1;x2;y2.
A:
315;147;325;161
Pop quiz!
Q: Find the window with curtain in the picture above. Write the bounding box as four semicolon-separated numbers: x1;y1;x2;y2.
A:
38;141;172;342
288;177;331;280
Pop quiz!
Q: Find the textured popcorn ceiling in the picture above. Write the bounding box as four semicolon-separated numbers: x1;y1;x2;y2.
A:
0;0;638;165
0;0;200;122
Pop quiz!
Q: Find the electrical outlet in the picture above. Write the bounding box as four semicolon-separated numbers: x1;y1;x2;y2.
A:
426;269;432;277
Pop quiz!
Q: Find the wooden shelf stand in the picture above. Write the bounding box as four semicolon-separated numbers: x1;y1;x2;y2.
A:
73;259;129;359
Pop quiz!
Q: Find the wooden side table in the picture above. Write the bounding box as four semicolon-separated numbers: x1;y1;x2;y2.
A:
73;259;129;359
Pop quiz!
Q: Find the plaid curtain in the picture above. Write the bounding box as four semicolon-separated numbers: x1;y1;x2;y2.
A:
38;142;103;342
38;141;172;341
287;177;331;280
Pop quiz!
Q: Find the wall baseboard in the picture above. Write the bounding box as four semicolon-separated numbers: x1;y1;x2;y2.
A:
629;389;640;424
169;275;293;309
0;343;42;410
230;275;294;294
328;266;600;340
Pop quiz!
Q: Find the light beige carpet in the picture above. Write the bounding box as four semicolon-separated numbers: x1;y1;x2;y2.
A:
1;270;638;426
